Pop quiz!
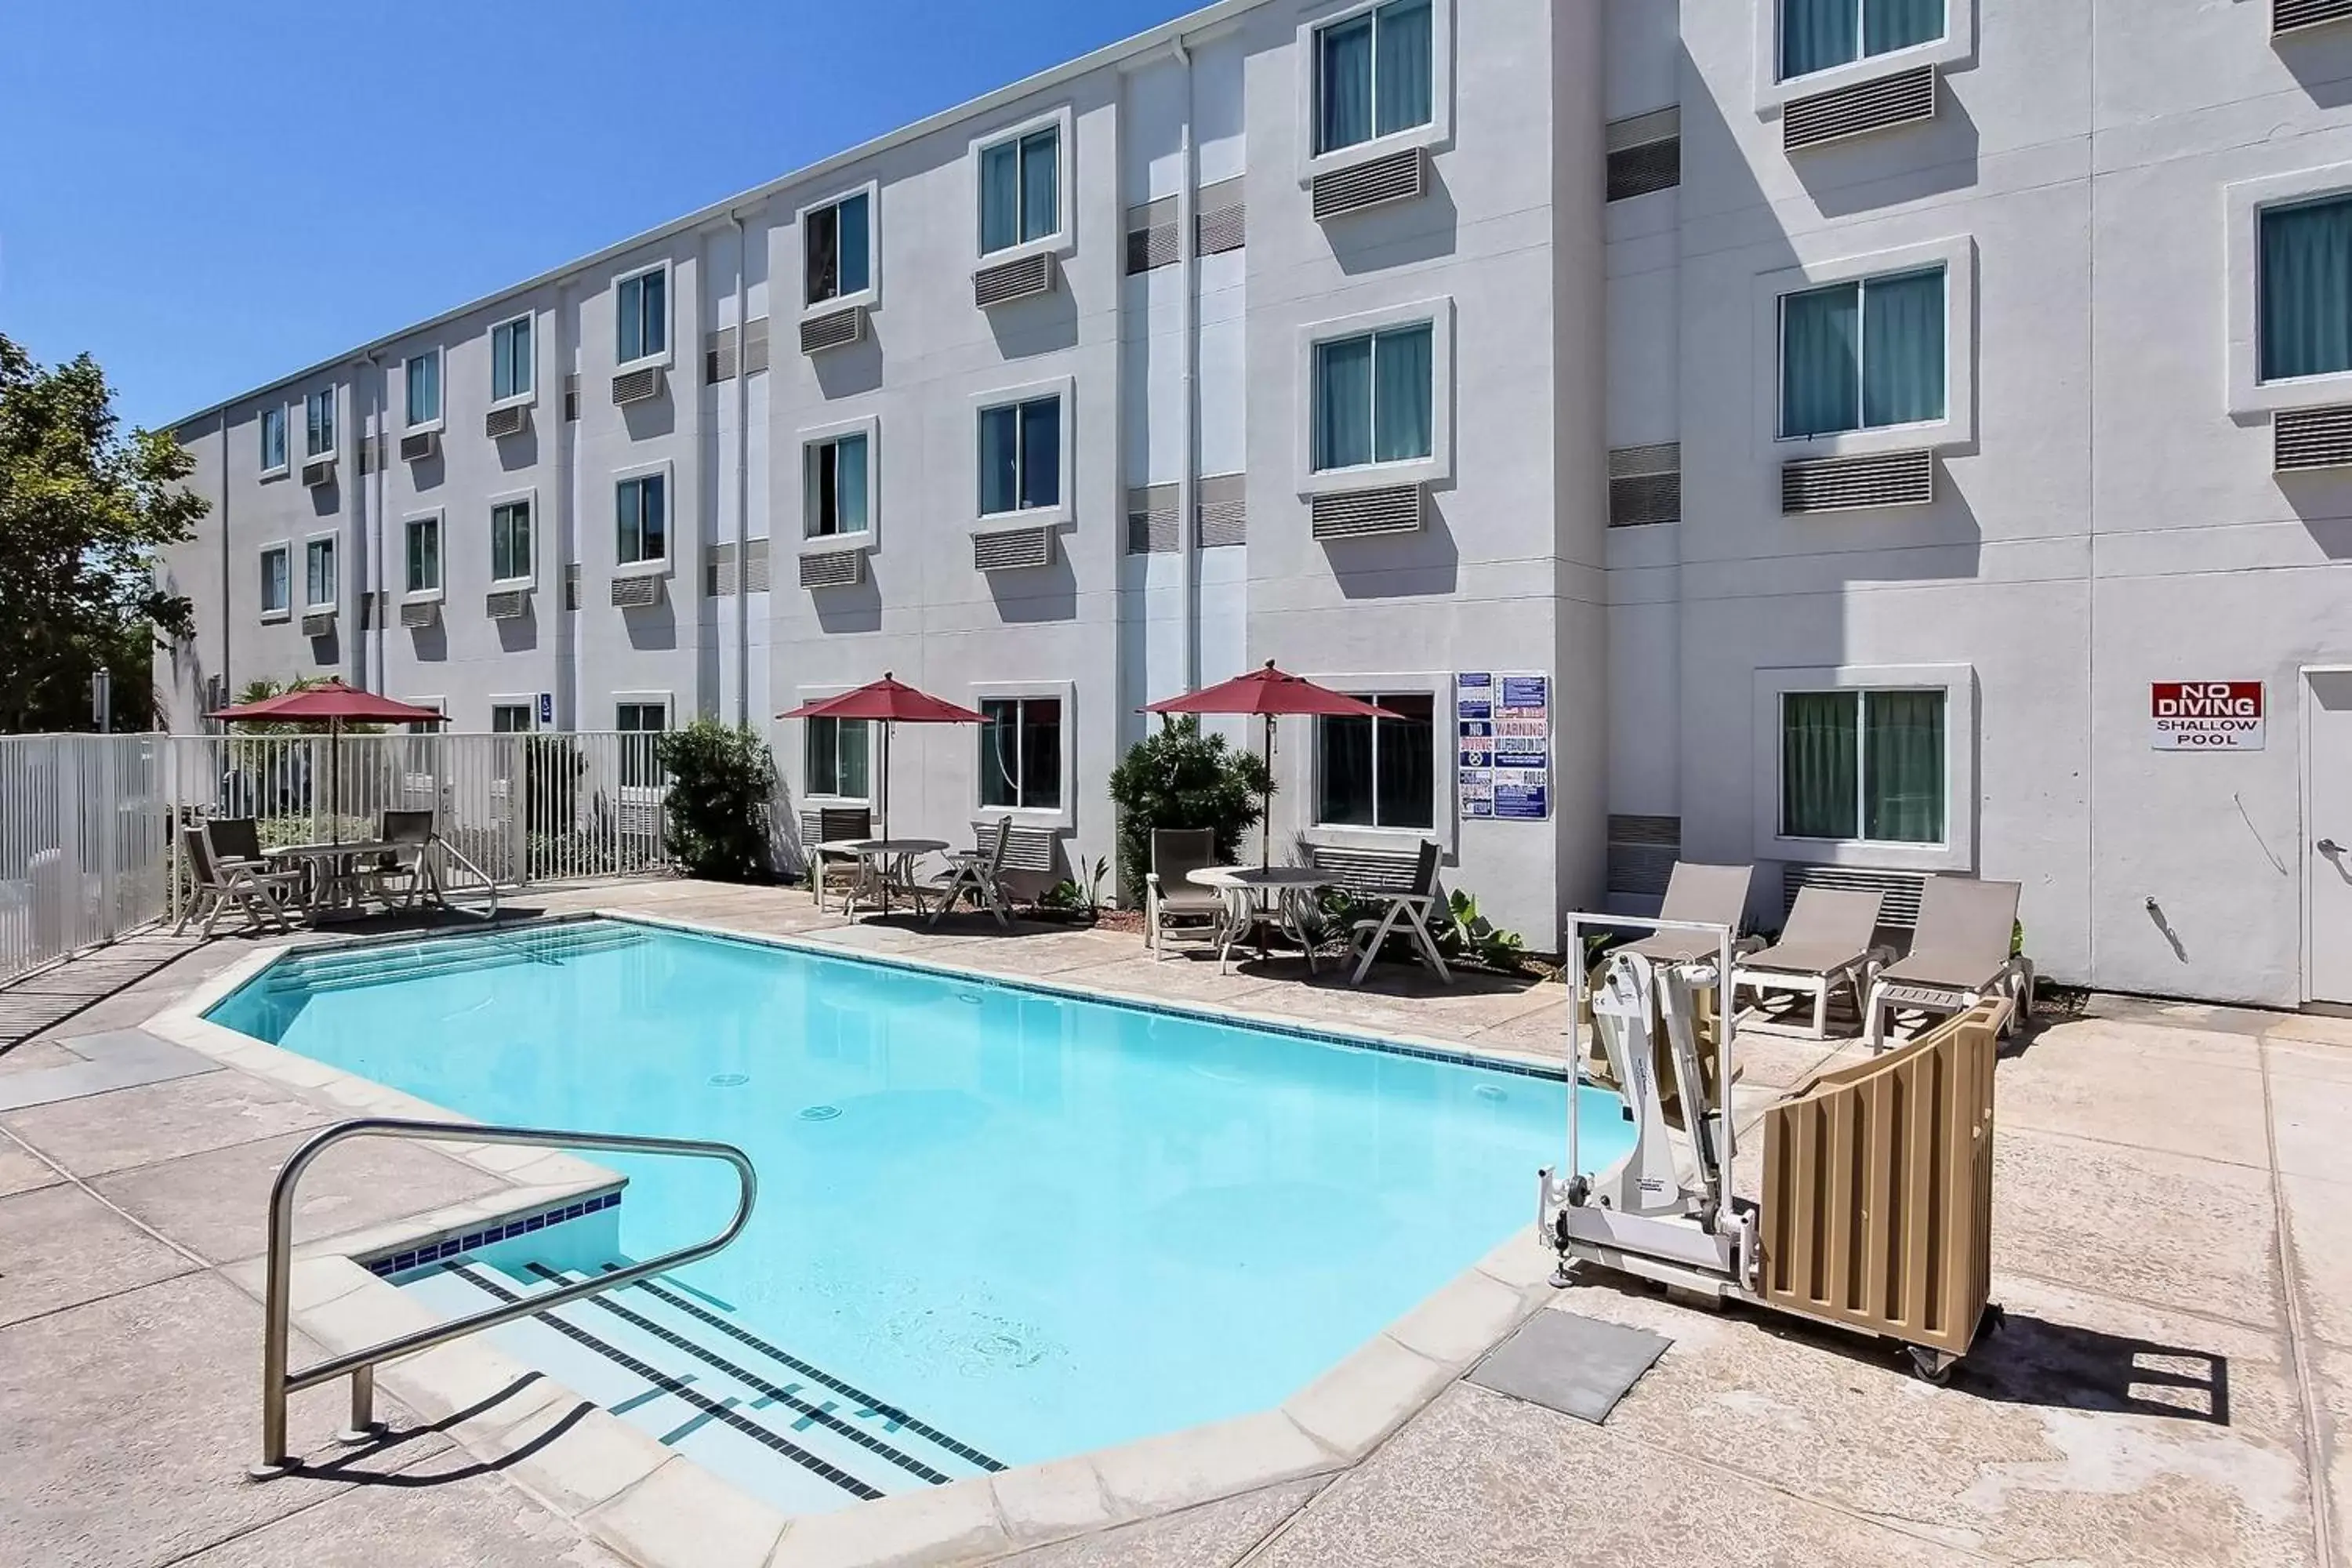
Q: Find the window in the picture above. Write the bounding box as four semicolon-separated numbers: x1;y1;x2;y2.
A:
806;716;870;800
1779;689;1946;844
405;350;441;428
1778;267;1945;439
979;698;1061;811
259;546;291;616
1779;0;1944;80
1313;323;1434;470
2261;194;2352;383
304;390;336;458
1315;691;1435;830
304;537;336;608
1316;0;1434;155
805;192;873;306
491;499;532;584
617;267;667;365
259;407;287;473
405;516;441;595
492;316;534;402
804;433;871;539
617;702;667;789
978;396;1060;516
617;474;667;565
490;703;533;734
979;126;1059;255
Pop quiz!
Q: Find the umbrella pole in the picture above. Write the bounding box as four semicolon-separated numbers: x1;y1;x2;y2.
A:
1261;716;1273;871
329;720;342;848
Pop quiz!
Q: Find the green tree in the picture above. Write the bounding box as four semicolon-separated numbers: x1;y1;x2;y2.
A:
654;719;779;881
1105;716;1275;902
0;333;204;731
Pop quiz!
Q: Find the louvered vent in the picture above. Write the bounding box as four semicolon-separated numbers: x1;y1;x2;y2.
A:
799;548;866;590
357;438;377;477
706;542;737;598
1312;147;1426;221
397;430;437;463
1197;473;1247;547
2274;404;2352;470
485;590;530;621
800;305;867;354
610;573;664;608
742;317;770;376
973;525;1056;572
300;610;336;638
704;326;739;384
1609;443;1682;528
1125;198;1178;276
1302;844;1424;896
1781;863;1926;933
301;457;336;488
1197;177;1246;255
612;365;665;405
562;564;581;611
1606;814;1682;898
1781;449;1936;514
974;252;1057;309
1311;484;1423;540
742;537;771;592
1126;484;1179;554
2277;0;2352;34
484;403;530;440
1784;65;1939;152
356;593;376;632
563;376;580;423
1606;108;1682;201
991;823;1060;876
398;598;439;630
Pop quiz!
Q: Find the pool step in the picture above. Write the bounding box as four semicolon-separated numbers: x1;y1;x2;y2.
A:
256;922;652;996
399;1259;1001;1515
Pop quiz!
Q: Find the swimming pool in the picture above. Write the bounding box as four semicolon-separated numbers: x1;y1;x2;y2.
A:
209;918;1628;1511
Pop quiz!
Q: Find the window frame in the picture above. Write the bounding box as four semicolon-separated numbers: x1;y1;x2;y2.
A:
1774;264;1948;442
968;106;1075;267
612;461;673;576
404;349;443;433
490;312;536;408
257;541;293;622
258;405;289;477
1751;235;1974;461
302;530;339;612
798;180;880;318
2229;166;2352;415
1750;662;1975;872
1310;690;1440;834
402;510;445;602
614;260;673;372
613;693;673;793
1294;0;1454;186
801;711;873;807
303;388;337;460
488;488;537;590
971;681;1074;826
1295;299;1454;496
488;698;537;735
971;376;1075;529
1752;0;1972;111
795;414;881;553
1289;670;1453;851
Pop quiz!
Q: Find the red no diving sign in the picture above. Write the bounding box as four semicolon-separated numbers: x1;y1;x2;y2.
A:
2151;681;2266;752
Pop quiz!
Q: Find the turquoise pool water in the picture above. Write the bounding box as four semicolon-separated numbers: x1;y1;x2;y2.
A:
210;919;1628;1474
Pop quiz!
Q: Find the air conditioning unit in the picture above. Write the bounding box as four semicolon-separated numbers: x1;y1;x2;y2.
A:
612;365;666;405
1310;484;1425;540
2277;0;2352;35
1311;147;1427;222
610;572;665;608
398;430;438;463
299;609;336;638
1783;65;1939;153
300;457;336;488
485;590;531;620
800;305;868;355
2275;405;2352;471
973;252;1058;310
798;548;866;590
397;598;440;630
972;524;1056;572
1780;449;1937;514
485;403;530;441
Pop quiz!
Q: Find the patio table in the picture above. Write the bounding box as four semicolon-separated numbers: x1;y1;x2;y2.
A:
1189;865;1337;975
263;840;400;919
820;838;950;918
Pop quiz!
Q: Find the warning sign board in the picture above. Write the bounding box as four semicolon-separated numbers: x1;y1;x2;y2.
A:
2151;681;2265;752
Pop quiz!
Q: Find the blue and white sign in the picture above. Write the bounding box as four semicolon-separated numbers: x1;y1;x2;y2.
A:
539;692;554;726
1456;673;1496;818
1494;673;1551;822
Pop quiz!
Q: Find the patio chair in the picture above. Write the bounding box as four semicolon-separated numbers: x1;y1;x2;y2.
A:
1862;877;2034;1051
1346;839;1451;986
1144;828;1225;960
1731;887;1894;1040
174;820;303;938
358;809;438;909
923;817;1015;928
1617;862;1761;964
802;806;873;911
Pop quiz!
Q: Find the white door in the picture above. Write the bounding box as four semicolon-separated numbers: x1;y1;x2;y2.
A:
2306;670;2352;1004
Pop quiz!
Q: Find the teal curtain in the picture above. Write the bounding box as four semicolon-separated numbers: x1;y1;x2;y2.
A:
980;142;1018;252
1780;692;1858;839
1019;130;1058;243
493;321;530;401
1019;398;1060;509
1863;691;1944;843
1374;0;1432;138
1781;0;1857;76
640;270;665;355
618;278;643;362
1780;283;1860;437
1861;268;1945;427
1319;13;1374;152
407;521;437;593
838;719;869;800
838;193;871;296
1866;0;1943;55
263;550;288;612
407;354;438;426
1373;325;1434;463
2263;197;2352;382
1316;336;1374;470
837;434;869;533
261;409;284;470
1316;713;1374;825
980;406;1018;514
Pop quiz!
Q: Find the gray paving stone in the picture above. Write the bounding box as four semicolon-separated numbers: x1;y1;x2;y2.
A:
0;1181;196;1327
2;1065;328;1175
1466;1308;1670;1424
992;1478;1324;1567
0;1029;219;1112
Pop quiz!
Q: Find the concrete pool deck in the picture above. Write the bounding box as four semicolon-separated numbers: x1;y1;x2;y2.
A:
2;877;2347;1565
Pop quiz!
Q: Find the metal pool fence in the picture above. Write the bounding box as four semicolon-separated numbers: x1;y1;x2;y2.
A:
0;731;673;984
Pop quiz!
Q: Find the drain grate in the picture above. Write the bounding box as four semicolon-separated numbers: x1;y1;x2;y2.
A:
710;1073;750;1087
800;1104;842;1122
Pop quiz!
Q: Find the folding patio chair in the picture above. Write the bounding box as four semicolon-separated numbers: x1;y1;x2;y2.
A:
358;808;438;909
923;817;1015;928
1863;877;2034;1051
175;820;304;937
1346;839;1451;985
1731;887;1893;1039
802;805;873;911
1144;828;1225;960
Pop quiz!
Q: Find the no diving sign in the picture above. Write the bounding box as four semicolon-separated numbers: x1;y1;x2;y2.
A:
2151;681;2265;752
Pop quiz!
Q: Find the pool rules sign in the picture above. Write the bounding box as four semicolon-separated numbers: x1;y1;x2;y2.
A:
2151;681;2266;751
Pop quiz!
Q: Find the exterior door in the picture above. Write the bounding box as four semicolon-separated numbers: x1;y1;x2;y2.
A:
2306;670;2352;1004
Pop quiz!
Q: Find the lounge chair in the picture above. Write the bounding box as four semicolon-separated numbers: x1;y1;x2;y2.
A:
924;817;1014;928
1731;887;1893;1039
1144;828;1225;960
1616;862;1759;964
1346;839;1451;986
1863;877;2034;1051
175;820;304;937
801;805;874;911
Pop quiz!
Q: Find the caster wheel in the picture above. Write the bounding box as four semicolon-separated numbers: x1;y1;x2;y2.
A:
1980;1303;2007;1338
1907;1345;1954;1387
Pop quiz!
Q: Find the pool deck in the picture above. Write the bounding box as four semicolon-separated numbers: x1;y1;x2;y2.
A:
3;876;2349;1566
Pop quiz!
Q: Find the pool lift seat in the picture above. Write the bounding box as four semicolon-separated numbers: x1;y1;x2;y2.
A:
1542;913;2005;1385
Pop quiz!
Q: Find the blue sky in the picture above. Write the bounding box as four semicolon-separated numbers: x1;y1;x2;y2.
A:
0;0;1196;434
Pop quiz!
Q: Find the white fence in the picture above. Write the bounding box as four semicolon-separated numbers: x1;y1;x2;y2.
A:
0;731;675;985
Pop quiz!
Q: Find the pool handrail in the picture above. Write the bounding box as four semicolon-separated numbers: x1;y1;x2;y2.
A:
250;1116;757;1477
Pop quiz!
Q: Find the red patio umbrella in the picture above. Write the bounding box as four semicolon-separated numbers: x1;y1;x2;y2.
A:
210;679;447;845
778;673;984;842
1144;662;1400;869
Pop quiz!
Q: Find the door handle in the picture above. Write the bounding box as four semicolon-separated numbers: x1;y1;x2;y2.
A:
2322;839;2346;857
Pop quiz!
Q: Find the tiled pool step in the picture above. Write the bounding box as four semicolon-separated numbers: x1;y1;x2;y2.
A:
254;923;652;995
399;1259;1002;1515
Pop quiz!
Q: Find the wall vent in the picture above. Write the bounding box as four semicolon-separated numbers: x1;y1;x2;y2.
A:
799;548;866;590
1606;814;1682;898
1609;442;1682;527
1125;197;1178;276
1784;65;1939;152
974;251;1058;309
562;376;580;423
1310;484;1424;540
397;430;438;463
1781;863;1927;933
397;598;439;630
705;542;737;597
485;590;530;621
299;609;337;639
610;572;664;609
611;365;665;405
742;536;771;593
562;564;581;612
1126;484;1179;554
1781;448;1936;514
2274;404;2352;470
1311;147;1426;222
300;456;336;488
704;325;739;384
1197;178;1247;255
357;440;376;477
1197;472;1247;547
2277;0;2352;34
1605;107;1682;201
973;525;1056;572
800;305;867;355
742;316;770;376
484;403;530;441
356;593;376;632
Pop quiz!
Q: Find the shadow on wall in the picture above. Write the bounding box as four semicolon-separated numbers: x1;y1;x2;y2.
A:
407;619;447;664
310;481;340;520
811;573;883;636
2268;468;2352;561
620;390;677;443
408;451;446;494
495;427;541;475
1327;490;1461;600
1324;167;1461;277
983;546;1079;624
622;598;678;652
2275;25;2352;110
495;604;538;655
985;287;1080;362
813;333;884;401
307;628;340;670
1789;91;1980;222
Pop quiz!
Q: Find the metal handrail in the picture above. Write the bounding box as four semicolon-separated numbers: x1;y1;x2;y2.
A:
251;1116;756;1477
430;836;500;920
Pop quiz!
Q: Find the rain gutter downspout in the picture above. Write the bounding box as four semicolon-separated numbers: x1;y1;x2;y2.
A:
730;209;752;726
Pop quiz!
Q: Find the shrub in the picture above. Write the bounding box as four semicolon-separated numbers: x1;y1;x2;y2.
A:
1105;716;1275;902
653;719;779;882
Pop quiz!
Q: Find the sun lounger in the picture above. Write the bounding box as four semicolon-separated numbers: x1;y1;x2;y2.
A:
1732;887;1893;1039
1145;828;1225;960
1862;876;2034;1051
1616;862;1759;964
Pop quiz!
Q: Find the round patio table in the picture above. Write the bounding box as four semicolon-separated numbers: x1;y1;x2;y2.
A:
825;837;949;918
1189;865;1336;975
